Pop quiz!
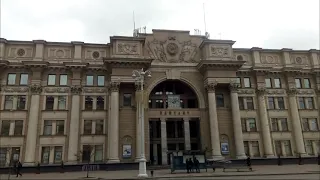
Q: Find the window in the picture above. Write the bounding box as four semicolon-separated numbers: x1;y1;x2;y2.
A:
243;78;251;88
96;96;104;110
20;74;28;85
0;148;7;166
94;145;103;162
84;120;92;134
274;78;281;88
302;118;319;131
41;147;50;164
271;118;288;131
277;97;285;109
303;79;310;88
58;96;66;110
280;118;288;131
7;74;16;85
95;120;104;135
241;118;257;132
298;97;314;109
265;78;272;88
268;97;275;109
97;76;105;86
305;140;314;155
43;120;52;135
298;97;305;109
274;141;282;156
56;120;64;135
1;120;10;136
14;120;23;135
46;96;54;110
295;78;302;88
82;145;92;162
236;77;241;87
123;93;132;107
251;141;260;157
238;97;244;110
17;95;26;110
244;141;249;156
216;94;224;107
85;96;93;110
246;97;254;110
86;75;94;86
271;119;278;131
10;147;20;163
54;146;63;164
48;75;56;85
59;74;67;86
306;97;314;109
283;140;292;156
4;95;14;110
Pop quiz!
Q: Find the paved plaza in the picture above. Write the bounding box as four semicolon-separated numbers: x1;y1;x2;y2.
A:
0;164;319;180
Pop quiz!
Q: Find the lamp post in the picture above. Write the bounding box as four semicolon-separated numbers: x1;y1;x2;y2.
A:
132;68;151;178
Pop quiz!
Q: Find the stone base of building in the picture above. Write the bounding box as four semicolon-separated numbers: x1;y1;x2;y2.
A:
107;159;120;164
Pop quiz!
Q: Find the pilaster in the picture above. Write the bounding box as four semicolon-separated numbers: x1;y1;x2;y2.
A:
183;118;191;151
160;118;167;165
0;38;7;60
33;40;46;61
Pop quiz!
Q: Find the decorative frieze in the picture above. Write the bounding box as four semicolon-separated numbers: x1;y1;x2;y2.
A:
82;87;108;93
44;87;69;93
296;89;315;95
109;81;120;92
265;89;285;95
286;88;297;96
117;43;139;55
238;89;255;94
2;86;29;93
29;85;42;94
70;86;82;95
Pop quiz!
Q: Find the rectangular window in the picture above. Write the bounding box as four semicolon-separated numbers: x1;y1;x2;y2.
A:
43;120;52;135
86;75;94;86
248;118;257;132
20;74;28;85
96;96;104;110
274;141;282;156
265;78;272;88
17;95;26;110
298;97;305;109
123;93;132;107
251;141;260;157
58;96;66;110
274;78;281;88
48;74;56;85
305;140;314;155
11;147;20;162
241;118;247;132
14;120;23;135
84;120;92;134
310;119;319;131
246;97;254;110
59;74;68;86
216;94;224;107
85;96;93;110
295;78;302;88
56;120;64;135
244;141;249;156
268;97;275;109
0;148;7;166
284;140;292;156
244;78;251;88
280;118;288;131
82;145;92;163
306;97;314;109
41;147;50;164
54;146;63;164
1;120;10;136
95;120;104;135
236;77;241;87
46;96;54;110
7;73;16;85
271;118;278;131
303;79;311;88
277;97;285;109
97;76;105;86
94;145;103;162
302;118;309;131
4;95;14;110
238;97;244;110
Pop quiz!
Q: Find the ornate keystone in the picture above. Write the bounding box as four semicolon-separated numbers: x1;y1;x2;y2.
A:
286;88;297;96
229;83;240;93
109;81;120;92
204;82;217;93
70;86;82;95
29;84;42;94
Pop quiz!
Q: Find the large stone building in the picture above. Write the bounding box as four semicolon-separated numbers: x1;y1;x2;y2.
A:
0;29;319;166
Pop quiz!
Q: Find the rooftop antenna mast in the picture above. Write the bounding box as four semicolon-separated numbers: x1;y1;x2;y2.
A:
133;11;136;30
203;3;207;34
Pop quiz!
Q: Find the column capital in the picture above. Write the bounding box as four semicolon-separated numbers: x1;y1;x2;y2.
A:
183;117;190;121
205;82;217;93
29;84;42;94
134;82;145;92
160;118;166;122
70;86;82;95
229;83;240;93
256;87;266;95
109;81;120;92
286;88;297;96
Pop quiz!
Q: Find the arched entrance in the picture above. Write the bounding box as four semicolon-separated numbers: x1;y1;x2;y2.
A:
148;80;201;165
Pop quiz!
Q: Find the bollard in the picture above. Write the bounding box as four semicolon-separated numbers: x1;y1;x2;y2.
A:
277;155;282;166
150;170;154;177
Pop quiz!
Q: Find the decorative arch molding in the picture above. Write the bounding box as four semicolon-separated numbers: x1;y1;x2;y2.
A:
145;75;206;109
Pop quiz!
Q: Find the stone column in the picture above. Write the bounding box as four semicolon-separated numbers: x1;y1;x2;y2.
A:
256;88;274;157
160;118;167;165
67;86;82;164
107;81;120;163
135;84;142;162
229;83;247;159
205;82;223;160
287;89;306;156
183;118;191;151
24;85;42;165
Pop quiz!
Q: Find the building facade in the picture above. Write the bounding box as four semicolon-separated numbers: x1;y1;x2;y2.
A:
0;29;319;166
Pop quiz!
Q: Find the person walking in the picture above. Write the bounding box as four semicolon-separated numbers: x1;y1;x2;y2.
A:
16;161;22;177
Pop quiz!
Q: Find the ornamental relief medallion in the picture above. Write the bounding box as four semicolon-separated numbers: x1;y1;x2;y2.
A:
8;47;33;58
146;36;198;63
290;55;309;65
48;48;71;59
260;54;281;64
117;42;139;55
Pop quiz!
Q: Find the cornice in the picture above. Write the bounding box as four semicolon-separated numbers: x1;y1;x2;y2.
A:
197;60;245;72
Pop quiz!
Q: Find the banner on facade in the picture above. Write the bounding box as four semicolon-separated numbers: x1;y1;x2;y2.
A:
221;142;229;155
167;95;181;108
122;144;132;158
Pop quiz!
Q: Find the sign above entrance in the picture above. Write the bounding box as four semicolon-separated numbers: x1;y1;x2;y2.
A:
167;95;181;109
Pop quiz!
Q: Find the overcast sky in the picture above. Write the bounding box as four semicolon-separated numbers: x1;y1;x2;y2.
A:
1;0;319;49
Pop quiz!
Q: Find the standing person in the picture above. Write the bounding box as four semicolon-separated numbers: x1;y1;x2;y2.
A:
246;156;252;171
194;157;200;173
16;161;22;177
186;158;190;173
189;158;194;173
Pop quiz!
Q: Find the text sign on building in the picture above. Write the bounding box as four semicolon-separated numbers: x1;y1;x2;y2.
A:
167;95;181;109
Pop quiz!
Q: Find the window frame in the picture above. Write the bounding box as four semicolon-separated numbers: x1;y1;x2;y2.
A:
45;96;55;110
265;78;272;88
216;93;225;108
19;73;29;85
59;74;68;86
123;93;132;107
274;78;281;88
1;120;11;136
295;78;302;89
43;120;53;135
4;95;14;110
7;73;16;85
47;74;56;86
86;75;94;86
243;77;251;88
303;78;311;89
14;120;23;136
97;75;105;86
56;120;65;135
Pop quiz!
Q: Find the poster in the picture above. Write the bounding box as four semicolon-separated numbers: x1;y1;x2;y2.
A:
122;145;132;158
221;142;229;155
